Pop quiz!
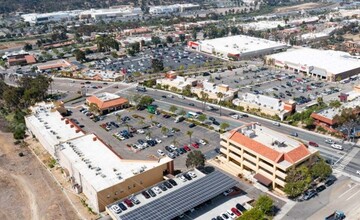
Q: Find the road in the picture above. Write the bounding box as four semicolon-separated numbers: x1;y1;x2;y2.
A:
116;87;360;176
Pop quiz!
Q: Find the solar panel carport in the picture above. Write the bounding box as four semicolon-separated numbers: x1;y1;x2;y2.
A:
116;170;238;220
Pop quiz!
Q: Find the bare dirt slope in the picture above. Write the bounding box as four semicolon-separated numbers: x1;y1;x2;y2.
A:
0;131;79;220
275;2;326;13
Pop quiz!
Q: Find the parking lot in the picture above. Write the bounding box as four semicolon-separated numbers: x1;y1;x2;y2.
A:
91;45;218;75
68;106;221;170
196;64;359;109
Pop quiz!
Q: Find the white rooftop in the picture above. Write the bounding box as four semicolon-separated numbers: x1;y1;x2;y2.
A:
316;97;360;120
268;47;360;75
27;103;84;147
234;93;287;112
95;92;120;101
198;35;287;55
59;134;172;191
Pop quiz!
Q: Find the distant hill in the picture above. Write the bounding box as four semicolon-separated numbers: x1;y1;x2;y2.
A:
0;0;200;14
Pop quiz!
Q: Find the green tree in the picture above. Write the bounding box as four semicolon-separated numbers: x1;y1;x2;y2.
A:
329;100;342;108
179;109;186;116
166;36;173;44
186;130;193;144
283;166;312;198
161;127;169;136
89;103;99;113
151;58;164;72
310;159;332;180
220;122;230;131
239;207;264;220
23;43;33;51
179;34;186;43
138;95;154;107
186;150;205;168
73;49;86;62
151;36;161;46
148;114;154;123
169;105;178;113
197;114;207;122
255;195;273;215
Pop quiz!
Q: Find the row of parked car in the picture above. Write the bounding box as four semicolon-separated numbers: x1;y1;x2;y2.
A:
160;140;206;159
299;176;336;201
110;178;179;215
212;203;248;220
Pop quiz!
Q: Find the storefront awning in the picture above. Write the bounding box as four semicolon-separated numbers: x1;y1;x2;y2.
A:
254;173;272;186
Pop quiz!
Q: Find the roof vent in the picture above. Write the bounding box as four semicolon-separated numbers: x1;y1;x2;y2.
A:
93;137;97;141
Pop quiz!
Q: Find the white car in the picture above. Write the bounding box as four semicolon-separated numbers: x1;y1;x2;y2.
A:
155;138;162;144
199;139;206;145
188;172;197;178
272;122;280;126
157;149;165;156
226;210;236;219
231;114;240;119
169;144;177;151
356;170;360;175
331;144;343;150
111;204;122;214
152;186;162;194
179;175;187;182
145;136;152;141
325;139;335;144
223;188;234;196
137;129;145;134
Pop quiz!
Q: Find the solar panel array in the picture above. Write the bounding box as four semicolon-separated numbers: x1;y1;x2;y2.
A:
118;170;238;220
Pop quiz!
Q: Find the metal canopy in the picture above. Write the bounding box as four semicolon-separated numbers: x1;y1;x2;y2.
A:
118;170;238;220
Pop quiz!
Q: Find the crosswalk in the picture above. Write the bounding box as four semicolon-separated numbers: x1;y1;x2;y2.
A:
333;147;360;171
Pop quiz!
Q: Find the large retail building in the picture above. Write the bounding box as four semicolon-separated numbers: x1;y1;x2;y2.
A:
266;47;360;81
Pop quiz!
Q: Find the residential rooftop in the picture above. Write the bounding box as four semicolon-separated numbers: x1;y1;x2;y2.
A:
224;123;317;168
58;134;172;192
268;47;360;75
315;97;360;120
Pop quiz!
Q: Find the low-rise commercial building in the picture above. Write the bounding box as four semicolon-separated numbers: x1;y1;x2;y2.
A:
232;93;296;120
25;103;174;213
266;47;360;81
149;4;199;14
156;74;197;91
7;54;36;66
86;93;129;115
79;7;142;20
192;81;238;101
188;35;288;60
219;123;318;194
21;11;81;24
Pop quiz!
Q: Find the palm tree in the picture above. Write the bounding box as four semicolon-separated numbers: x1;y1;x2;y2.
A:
146;130;152;138
186;130;193;144
138;119;145;126
125;123;131;132
171;137;179;146
148;114;154;123
217;92;224;116
116;113;122;124
200;90;209;111
161;127;169;136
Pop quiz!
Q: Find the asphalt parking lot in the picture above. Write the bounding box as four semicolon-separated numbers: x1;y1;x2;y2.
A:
68;106;221;170
91;45;218;75
197;65;360;109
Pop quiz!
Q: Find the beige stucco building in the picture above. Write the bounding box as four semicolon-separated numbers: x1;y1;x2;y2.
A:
25;102;174;213
219;123;318;194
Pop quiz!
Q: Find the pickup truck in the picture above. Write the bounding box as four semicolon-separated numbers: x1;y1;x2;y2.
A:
325;211;345;220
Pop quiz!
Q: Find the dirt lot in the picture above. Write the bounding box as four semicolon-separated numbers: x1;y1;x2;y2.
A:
0;40;36;50
275;2;326;13
0;131;79;220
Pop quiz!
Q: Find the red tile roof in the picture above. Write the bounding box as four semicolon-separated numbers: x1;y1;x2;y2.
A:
229;129;311;165
87;95;128;110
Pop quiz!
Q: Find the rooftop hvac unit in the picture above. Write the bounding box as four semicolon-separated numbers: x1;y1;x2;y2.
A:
96;172;101;176
66;142;71;144
118;176;122;180
96;167;101;171
101;174;106;178
56;136;61;139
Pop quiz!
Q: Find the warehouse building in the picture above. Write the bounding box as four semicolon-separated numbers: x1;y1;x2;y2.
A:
219;123;318;194
25;102;174;213
188;35;288;60
21;11;81;24
266;47;360;81
79;7;142;20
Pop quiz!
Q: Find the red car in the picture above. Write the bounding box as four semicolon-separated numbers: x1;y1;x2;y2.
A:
231;208;241;216
183;145;191;151
123;198;134;207
191;142;199;148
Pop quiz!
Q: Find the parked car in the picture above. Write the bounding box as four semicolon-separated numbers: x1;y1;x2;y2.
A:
123;198;134;207
169;144;177;151
231;208;242;216
111;204;122;214
189;123;196;128
309;141;319;147
168;179;178;186
183;173;192;180
147;189;156;197
158;184;168;191
164;181;173;189
142;191;150;199
316;185;326;193
221;213;229;219
226;210;236;219
118;202;127;211
235;203;247;212
191;142;199;148
165;146;173;152
303;189;317;200
152;186;162;194
179;175;187;182
188;172;197;178
272;122;280;126
290;132;298;137
223;188;234;196
231;114;240;119
157;149;165;156
199;139;206;145
325;178;335;187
